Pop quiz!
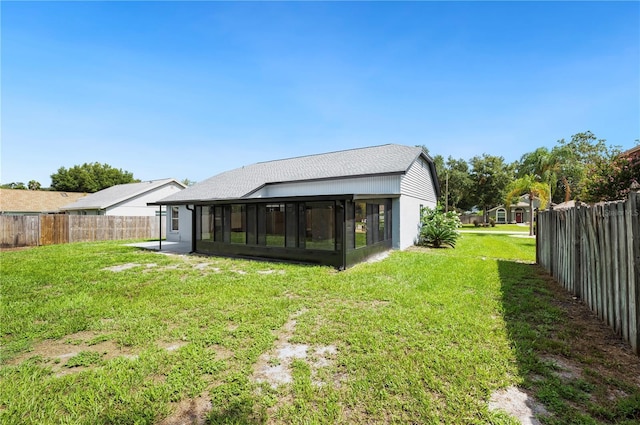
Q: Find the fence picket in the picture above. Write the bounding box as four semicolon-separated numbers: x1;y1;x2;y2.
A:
538;193;640;355
0;214;164;248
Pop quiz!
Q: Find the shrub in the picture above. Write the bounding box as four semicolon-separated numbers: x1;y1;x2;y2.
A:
489;218;496;227
473;219;480;227
418;205;462;248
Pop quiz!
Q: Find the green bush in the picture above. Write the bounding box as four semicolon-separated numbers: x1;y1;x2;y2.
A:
418;205;462;248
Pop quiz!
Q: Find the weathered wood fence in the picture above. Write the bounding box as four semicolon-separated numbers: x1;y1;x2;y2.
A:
1;215;164;248
537;191;640;355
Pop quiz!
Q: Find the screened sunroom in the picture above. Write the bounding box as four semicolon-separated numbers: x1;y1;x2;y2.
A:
191;195;392;269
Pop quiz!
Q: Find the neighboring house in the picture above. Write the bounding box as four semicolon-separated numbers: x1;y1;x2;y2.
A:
153;144;440;269
0;189;87;215
61;179;186;216
487;194;542;224
622;145;640;160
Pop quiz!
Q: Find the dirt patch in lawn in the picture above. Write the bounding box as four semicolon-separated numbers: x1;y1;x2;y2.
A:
157;391;212;425
7;331;138;376
8;332;199;377
489;386;548;425
252;310;340;389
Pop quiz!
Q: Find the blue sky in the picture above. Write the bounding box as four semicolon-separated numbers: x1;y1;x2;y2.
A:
2;1;639;186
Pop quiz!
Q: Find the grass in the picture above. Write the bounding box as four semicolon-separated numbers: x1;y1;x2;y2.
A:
461;223;529;232
1;235;638;424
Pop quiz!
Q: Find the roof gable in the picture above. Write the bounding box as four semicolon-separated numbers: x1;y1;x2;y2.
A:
159;144;435;203
61;179;185;211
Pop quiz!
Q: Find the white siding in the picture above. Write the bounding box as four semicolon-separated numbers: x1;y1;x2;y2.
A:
397;195;436;249
396;158;438;249
165;205;191;243
253;175;402;198
105;184;184;216
400;158;437;202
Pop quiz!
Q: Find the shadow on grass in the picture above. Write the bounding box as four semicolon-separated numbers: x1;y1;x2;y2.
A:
497;260;640;425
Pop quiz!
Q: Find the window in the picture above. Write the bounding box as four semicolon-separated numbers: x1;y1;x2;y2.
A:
496;208;506;224
171;207;179;231
354;201;367;249
201;206;213;240
214;206;224;242
305;202;335;250
230;204;246;244
266;204;285;247
378;204;386;239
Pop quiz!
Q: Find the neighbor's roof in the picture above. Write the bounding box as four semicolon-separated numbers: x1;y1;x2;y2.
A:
158;144;436;204
61;178;185;211
622;145;640;159
0;189;87;214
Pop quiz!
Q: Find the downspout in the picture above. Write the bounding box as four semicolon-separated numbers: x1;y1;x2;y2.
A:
186;205;195;253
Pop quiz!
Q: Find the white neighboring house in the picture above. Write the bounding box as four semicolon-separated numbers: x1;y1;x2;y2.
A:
60;179;186;222
154;144;440;269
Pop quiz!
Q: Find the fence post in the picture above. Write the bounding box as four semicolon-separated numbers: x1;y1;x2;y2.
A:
630;190;640;354
574;202;582;298
549;208;555;276
536;209;540;265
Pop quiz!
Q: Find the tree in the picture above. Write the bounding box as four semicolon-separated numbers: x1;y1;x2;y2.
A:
50;162;139;193
181;178;197;187
505;175;551;236
468;154;514;222
433;155;473;212
0;182;27;189
582;147;640;202
445;157;473;211
552;131;615;203
28;180;42;190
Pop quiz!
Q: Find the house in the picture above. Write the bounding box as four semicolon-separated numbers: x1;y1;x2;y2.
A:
622;145;640;160
0;189;87;215
153;144;440;269
61;179;186;216
487;194;542;224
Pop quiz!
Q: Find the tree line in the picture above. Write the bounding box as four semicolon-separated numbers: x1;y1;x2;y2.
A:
2;132;638;208
432;131;639;220
1;163;198;192
1;163;139;193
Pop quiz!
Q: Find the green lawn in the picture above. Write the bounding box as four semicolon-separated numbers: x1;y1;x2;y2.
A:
461;223;530;232
1;235;638;424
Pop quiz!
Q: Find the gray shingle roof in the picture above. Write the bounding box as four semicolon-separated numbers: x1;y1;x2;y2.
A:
159;144;430;203
61;178;184;210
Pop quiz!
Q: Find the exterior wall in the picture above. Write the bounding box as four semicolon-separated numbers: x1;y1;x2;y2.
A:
397;195;436;249
106;184;184;217
400;157;438;203
397;158;438;249
165;205;192;243
253;175;402;198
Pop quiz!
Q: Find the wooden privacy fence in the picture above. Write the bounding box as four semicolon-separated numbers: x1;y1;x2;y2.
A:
537;191;640;355
0;214;164;248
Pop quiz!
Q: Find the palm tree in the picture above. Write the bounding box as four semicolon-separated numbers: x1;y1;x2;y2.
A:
506;175;551;236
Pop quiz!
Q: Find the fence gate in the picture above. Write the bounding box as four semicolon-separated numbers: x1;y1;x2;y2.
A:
39;215;69;246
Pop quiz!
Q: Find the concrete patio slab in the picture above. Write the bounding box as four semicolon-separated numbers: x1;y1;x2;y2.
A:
126;241;192;255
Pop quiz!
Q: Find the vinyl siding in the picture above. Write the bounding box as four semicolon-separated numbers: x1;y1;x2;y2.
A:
400;158;437;202
252;175;402;198
106;184;183;216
